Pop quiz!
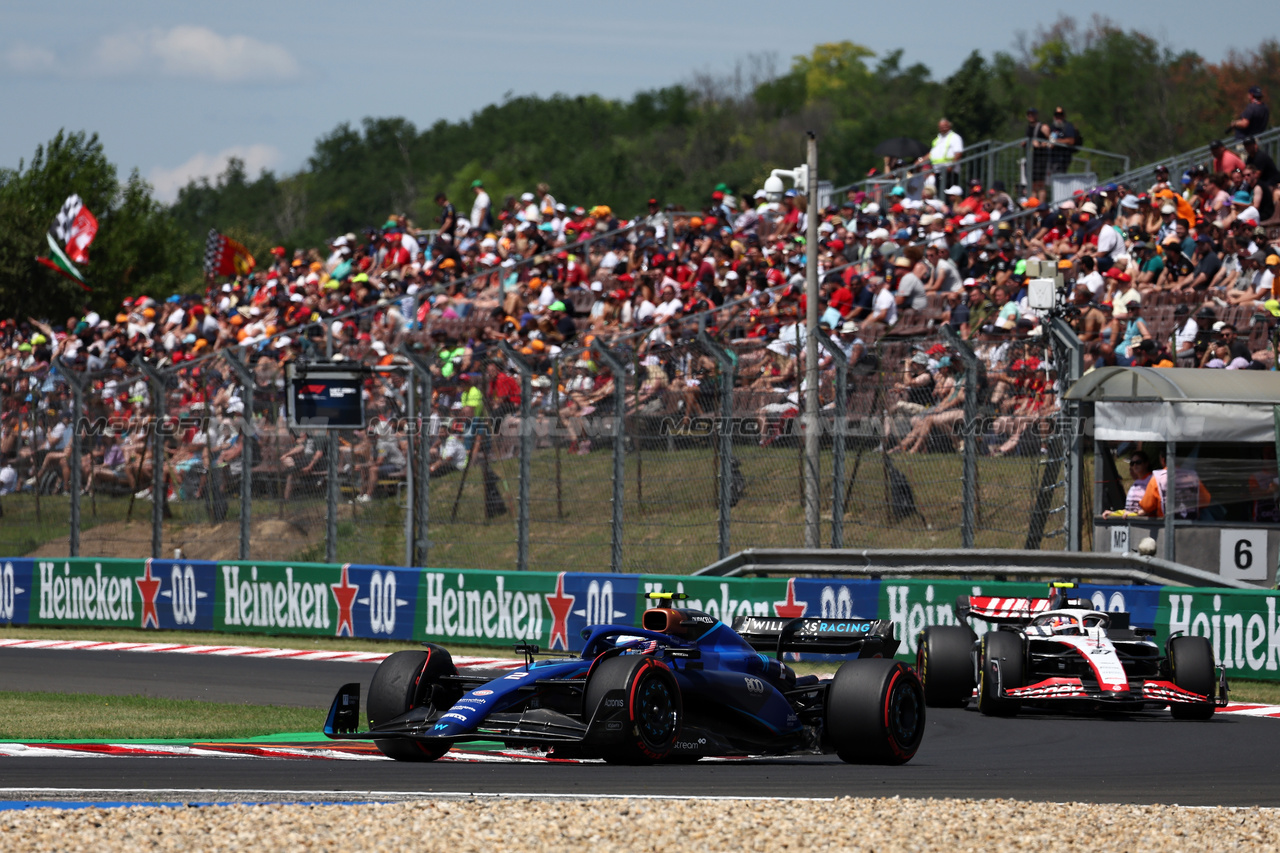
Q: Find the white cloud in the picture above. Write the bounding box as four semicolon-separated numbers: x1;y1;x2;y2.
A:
7;26;299;83
149;144;281;203
4;43;57;74
143;26;299;82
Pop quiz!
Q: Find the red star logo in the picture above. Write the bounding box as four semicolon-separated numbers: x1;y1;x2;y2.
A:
772;578;808;618
135;559;162;630
330;564;359;638
544;572;576;651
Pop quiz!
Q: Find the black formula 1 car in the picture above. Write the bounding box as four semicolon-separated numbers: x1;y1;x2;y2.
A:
325;593;925;764
916;582;1228;718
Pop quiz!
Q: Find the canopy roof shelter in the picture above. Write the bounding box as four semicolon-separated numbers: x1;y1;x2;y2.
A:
1064;366;1280;580
1064;366;1280;443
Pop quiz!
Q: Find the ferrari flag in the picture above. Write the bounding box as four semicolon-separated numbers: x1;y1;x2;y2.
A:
204;229;256;277
35;194;96;292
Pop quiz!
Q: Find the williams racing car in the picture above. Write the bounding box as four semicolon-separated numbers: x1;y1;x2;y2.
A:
916;582;1228;718
324;592;925;764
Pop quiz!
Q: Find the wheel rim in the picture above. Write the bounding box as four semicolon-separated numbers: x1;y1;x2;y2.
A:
887;676;922;747
634;673;677;747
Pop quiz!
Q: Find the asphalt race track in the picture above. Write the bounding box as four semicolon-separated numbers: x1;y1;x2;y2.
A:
3;647;1278;807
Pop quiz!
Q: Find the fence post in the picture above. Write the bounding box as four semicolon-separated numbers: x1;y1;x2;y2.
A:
941;326;978;548
591;341;628;573
222;350;255;561
1048;316;1084;551
697;317;735;560
816;332;848;548
399;346;435;566
59;358;90;558
134;359;168;559
326;426;338;563
498;342;532;572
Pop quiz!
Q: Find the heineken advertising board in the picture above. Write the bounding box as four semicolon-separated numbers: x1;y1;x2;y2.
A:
1;556;1277;683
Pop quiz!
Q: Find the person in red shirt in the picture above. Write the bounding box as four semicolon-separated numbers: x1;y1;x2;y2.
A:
1209;139;1245;176
828;278;855;317
485;361;522;416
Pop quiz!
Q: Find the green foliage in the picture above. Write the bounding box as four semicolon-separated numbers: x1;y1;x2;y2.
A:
8;21;1280;324
0;130;193;323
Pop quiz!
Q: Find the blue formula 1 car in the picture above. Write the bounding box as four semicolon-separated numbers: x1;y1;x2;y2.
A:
324;592;925;765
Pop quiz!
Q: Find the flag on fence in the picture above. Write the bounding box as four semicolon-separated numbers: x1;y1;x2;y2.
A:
35;195;96;292
204;229;256;277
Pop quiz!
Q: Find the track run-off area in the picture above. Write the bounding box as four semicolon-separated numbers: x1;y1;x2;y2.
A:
2;641;1279;807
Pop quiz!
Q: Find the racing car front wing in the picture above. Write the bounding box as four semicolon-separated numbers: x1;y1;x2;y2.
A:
994;666;1230;708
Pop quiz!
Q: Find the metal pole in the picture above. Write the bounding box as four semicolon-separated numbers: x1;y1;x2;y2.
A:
326;429;338;563
697;318;735;559
58;358;89;558
498;342;532;572
816;332;847;548
1164;437;1176;563
404;371;414;568
591;341;628;573
803;132;821;549
399;346;436;566
222;350;255;561
1048;317;1084;551
134;359;168;560
941;326;979;547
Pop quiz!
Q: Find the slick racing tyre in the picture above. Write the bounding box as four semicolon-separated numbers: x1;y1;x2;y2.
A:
367;645;458;761
917;625;976;707
585;655;682;765
977;630;1024;717
1168;635;1216;721
826;659;925;765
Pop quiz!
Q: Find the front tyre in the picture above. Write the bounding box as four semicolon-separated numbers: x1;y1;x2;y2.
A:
917;625;977;707
1168;635;1216;721
367;646;457;761
826;659;925;765
977;631;1023;717
585;655;682;764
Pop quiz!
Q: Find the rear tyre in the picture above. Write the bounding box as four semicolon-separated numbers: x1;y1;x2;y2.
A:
917;626;977;707
977;631;1023;717
367;646;457;761
584;655;682;764
1168;636;1216;721
826;659;925;765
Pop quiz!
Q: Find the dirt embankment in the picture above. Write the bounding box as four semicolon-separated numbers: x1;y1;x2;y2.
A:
27;517;317;562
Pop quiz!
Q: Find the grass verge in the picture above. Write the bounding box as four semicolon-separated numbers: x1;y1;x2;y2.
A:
0;691;322;740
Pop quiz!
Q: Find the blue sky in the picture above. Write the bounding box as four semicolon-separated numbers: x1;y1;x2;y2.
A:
2;0;1275;201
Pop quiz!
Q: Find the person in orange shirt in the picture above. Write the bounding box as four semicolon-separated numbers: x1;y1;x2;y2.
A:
1137;449;1211;519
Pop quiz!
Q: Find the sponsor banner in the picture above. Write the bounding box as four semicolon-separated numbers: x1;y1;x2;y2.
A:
1158;589;1280;680
878;579;1046;660
415;570;640;652
0;558;33;625
24;558;214;630
216;562;345;636
345;564;420;641
1078;583;1162;628
637;575;882;625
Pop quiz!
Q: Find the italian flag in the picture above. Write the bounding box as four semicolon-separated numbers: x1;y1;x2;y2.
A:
36;232;92;292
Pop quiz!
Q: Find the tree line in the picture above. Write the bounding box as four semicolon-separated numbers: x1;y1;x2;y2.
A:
4;16;1280;321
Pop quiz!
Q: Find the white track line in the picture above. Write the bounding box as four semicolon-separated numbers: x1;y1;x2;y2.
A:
0;787;841;802
0;638;521;669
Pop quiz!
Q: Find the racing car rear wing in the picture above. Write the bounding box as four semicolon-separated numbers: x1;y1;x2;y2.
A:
956;582;1094;625
731;616;900;659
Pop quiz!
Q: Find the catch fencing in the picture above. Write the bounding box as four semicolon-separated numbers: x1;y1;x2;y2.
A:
1;315;1082;573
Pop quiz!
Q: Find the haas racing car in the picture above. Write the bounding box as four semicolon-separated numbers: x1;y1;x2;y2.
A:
324;592;925;764
916;582;1228;718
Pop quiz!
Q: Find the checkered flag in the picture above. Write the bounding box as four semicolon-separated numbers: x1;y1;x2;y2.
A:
204;228;223;274
52;195;83;245
204;229;255;277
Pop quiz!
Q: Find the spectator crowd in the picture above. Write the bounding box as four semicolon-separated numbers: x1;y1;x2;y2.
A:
2;89;1278;506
